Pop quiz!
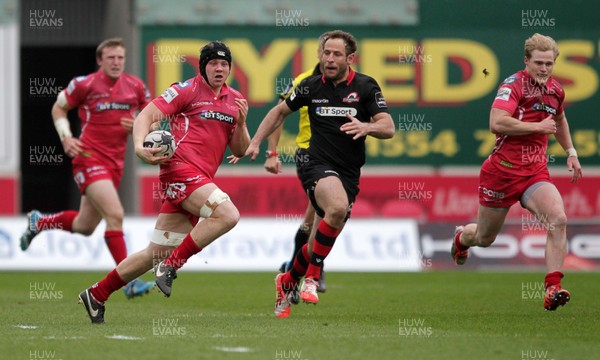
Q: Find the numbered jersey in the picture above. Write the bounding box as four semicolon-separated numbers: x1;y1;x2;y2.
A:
65;70;150;169
490;69;565;176
152;75;243;178
286;67;389;180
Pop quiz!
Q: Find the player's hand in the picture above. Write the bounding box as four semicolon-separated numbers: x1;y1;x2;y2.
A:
340;114;369;140
244;142;260;160
61;137;84;158
235;98;248;126
135;145;168;165
227;155;241;164
264;155;282;174
537;116;557;134
567;156;583;183
120;117;135;133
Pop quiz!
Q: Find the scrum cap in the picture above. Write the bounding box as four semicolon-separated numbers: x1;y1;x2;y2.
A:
199;41;232;84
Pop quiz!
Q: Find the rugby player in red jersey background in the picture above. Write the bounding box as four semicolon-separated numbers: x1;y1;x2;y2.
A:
451;33;583;311
20;38;154;299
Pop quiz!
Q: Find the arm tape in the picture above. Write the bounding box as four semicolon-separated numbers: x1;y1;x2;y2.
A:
56;90;68;107
54;117;73;141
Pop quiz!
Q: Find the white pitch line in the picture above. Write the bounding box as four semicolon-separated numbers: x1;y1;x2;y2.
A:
214;346;254;353
105;334;145;341
14;325;38;329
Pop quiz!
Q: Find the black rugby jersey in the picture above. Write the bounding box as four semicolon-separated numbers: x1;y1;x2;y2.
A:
285;67;388;180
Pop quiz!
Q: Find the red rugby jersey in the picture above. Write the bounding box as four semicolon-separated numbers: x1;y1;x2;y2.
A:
489;69;565;176
153;75;242;178
65;70;150;169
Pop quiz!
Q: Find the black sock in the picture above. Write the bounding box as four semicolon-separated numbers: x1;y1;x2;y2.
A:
290;243;310;282
290;226;309;265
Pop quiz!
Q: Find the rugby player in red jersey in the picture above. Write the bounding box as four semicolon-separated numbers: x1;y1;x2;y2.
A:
20;38;154;299
78;41;250;323
451;34;583;311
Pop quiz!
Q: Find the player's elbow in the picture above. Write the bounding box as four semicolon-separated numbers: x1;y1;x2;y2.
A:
490;123;510;135
377;130;395;139
489;109;511;135
380;122;396;139
489;119;504;135
384;127;396;139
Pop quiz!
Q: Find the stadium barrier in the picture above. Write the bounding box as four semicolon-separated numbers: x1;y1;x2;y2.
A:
0;218;420;272
139;173;600;221
4;216;598;272
421;223;600;270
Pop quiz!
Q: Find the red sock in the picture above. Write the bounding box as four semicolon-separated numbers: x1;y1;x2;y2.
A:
289;243;310;282
281;272;297;292
305;220;340;280
105;230;127;265
90;269;128;303
544;271;564;289
163;234;202;270
37;210;78;232
454;229;469;251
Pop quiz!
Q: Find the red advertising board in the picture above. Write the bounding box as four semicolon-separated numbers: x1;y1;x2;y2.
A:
0;177;18;214
139;173;600;221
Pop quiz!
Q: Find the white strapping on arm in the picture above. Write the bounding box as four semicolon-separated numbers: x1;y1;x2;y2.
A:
56;90;68;107
54;117;72;141
54;91;73;141
566;147;578;157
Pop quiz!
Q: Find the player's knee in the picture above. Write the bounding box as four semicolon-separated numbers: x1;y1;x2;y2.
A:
549;211;567;231
104;205;124;225
477;239;494;247
220;204;240;231
476;234;496;247
200;188;229;218
201;188;238;230
475;229;498;247
326;204;348;224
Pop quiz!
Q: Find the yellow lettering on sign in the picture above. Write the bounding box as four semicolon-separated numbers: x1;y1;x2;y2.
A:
301;39;321;73
365;130;459;158
154;39;207;94
554;40;598;102
361;40;417;104
572;130;597;157
151;38;598;109
227;39;299;104
421;39;498;102
474;129;496;157
153;39;299;104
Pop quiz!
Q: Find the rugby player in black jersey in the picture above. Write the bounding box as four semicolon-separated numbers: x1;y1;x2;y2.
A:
245;30;395;318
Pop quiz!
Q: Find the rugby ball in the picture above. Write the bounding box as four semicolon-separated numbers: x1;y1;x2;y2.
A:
143;130;176;159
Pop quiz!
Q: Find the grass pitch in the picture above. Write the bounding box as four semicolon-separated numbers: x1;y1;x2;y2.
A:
1;271;599;360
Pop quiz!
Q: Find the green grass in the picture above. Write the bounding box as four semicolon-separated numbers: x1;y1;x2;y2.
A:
1;271;599;360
